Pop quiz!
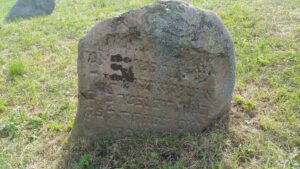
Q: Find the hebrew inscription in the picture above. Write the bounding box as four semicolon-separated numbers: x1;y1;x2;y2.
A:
71;1;235;140
108;54;135;82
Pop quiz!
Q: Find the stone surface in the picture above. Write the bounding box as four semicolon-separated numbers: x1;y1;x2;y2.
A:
71;1;235;140
5;0;55;22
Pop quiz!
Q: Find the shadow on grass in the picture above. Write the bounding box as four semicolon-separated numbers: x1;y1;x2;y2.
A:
57;112;237;169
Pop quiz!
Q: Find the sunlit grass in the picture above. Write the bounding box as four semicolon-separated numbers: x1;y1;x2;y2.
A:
8;59;25;77
0;0;299;168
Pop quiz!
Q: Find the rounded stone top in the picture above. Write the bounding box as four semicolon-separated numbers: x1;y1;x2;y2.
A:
71;0;235;140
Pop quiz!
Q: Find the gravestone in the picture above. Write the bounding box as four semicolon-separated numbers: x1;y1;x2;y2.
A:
5;0;55;22
71;1;235;140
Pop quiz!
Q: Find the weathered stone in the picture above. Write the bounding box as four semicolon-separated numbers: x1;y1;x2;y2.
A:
71;1;235;140
5;0;55;22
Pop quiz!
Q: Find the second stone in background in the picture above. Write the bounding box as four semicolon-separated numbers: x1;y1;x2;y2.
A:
5;0;55;22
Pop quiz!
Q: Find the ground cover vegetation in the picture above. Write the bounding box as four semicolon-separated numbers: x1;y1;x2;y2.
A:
0;0;299;168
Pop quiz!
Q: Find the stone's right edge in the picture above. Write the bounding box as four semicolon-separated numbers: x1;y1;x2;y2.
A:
70;1;235;141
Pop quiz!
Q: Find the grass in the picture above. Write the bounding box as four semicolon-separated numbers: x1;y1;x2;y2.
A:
0;0;299;168
0;97;5;113
8;59;25;77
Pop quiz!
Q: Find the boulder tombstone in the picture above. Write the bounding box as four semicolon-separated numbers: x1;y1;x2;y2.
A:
5;0;55;22
71;1;235;140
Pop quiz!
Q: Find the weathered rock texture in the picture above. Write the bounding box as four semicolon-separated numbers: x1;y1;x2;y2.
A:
5;0;55;22
71;1;235;140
